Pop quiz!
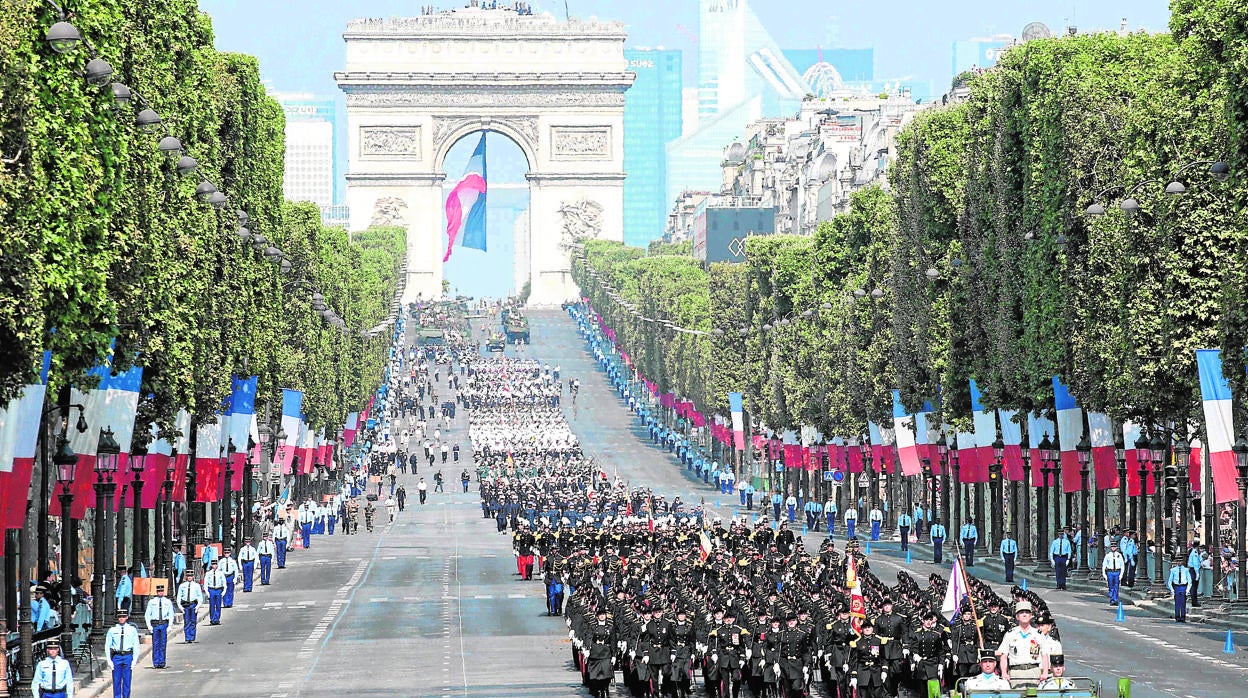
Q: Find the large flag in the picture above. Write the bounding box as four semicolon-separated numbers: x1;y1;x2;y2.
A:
699;530;713;562
225;376;258;492
298;415;317;475
892;391;922;476
59;359;144;518
143;410;191;508
1122;419;1154;497
278;389;303;475
998;409;1025;480
1028;411;1057;487
970;379;998;481
343;412;360;449
1196;349;1241;503
0;351;51;550
956;429;985;482
194;416;224;503
847;553;866;634
443;133;487;261
728;392;745;450
1087;412;1120;490
1053;376;1084;493
941;557;970;623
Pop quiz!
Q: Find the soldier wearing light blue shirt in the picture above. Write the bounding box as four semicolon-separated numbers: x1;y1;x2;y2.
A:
999;532;1018;582
960;520;979;566
1186;544;1204;608
1119;532;1140;587
930;521;947;563
30;639;73;698
771;491;783;521
1167;562;1193;622
30;585;53;632
105;609;141;698
897;512;913;552
1050;530;1073;590
114;567;133;613
913;504;925;538
741;483;755;510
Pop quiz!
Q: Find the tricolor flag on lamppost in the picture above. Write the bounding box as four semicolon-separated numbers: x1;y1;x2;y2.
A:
1053;376;1085;493
278;389;303;475
59;359;144;518
443;133;488;262
728;392;745;450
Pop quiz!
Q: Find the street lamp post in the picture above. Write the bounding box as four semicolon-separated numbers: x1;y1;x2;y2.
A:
162;462;175;594
130;442;147;576
1036;434;1055;572
990;436;1005;550
222;438;236;552
1232;436;1248;604
1174;437;1191;563
937;433;949;532
1151;435;1166;585
1115;432;1128;534
1076;433;1092;577
53;436;78;651
950;440;961;536
1021;446;1034;562
1051;436;1064;540
1134;433;1151;587
920;456;933;540
92;428;121;647
242;435;256;546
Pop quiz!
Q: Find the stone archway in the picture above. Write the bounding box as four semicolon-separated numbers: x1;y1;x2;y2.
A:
336;6;633;304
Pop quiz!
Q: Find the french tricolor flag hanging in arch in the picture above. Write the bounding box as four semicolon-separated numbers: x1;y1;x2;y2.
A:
1052;375;1085;493
56;358;145;518
443;133;488;262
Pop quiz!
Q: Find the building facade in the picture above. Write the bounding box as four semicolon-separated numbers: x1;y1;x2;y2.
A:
623;48;682;248
952;34;1014;78
276;94;337;210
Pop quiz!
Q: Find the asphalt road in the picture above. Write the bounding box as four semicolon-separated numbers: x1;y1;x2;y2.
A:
125;308;1248;697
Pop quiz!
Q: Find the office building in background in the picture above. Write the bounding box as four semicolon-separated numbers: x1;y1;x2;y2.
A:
623;48;683;247
276;93;338;217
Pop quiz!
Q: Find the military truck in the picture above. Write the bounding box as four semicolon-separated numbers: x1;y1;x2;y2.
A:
486;333;506;352
504;312;530;343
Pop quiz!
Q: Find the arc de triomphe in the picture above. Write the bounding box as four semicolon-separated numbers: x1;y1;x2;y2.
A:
336;7;634;304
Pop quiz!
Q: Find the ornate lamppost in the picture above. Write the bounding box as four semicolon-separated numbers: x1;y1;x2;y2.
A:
937;432;949;533
1174;437;1191;563
989;435;1005;551
1115;432;1128;534
130;442;148;576
1150;434;1166;585
949;437;961;536
162;459;176;594
1036;434;1054;572
92;427;121;648
222;438;236;552
1232;436;1248;604
241;435;257;546
1134;433;1152;586
1021;440;1034;562
1076;433;1092;577
53;436;78;651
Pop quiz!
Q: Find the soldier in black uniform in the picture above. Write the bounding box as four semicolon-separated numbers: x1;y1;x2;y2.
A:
777;612;811;698
634;602;672;697
905;609;951;693
850;616;888;698
980;597;1014;651
950;605;981;679
873;595;907;694
821;605;855;698
584;606;617;698
705;608;752;698
666;607;697;698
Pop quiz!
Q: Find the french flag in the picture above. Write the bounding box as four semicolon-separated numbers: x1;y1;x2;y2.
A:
998;409;1025;480
443;133;488;262
1087;412;1120;490
892;390;923;476
1028;411;1056;487
143;410;191;508
728;392;745;450
1053;375;1085;493
969;379;997;481
298;416;316;475
956;430;984;482
0;351;51;551
1196;349;1241;503
343;412;359;449
59;359;144;519
278;389;303;475
225;376;258;491
194;415;224;503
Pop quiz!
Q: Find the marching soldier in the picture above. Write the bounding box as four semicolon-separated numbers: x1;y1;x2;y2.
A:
175;570;205;643
257;533;276;585
273;517;292;568
930;519;947;563
904;609;950;693
237;537;259;592
30;638;73;698
105;608;140;698
143;583;176;668
667;607;697;698
584;606;616;698
219;548;240;608
850;616;887;698
706;608;752;698
204;559;227;625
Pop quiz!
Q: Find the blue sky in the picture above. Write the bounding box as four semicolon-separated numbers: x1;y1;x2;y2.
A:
198;0;1172;297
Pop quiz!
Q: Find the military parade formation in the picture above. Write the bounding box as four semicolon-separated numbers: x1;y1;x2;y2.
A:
464;304;1075;698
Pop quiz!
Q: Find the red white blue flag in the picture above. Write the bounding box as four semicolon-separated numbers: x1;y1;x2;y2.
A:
1196;349;1241;503
1053;375;1085;493
0;351;51;549
443;133;487;262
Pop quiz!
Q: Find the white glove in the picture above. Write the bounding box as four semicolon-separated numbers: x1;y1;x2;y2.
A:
843;664;849;672
774;662;781;675
902;648;910;656
629;650;636;659
642;655;649;664
850;678;858;688
671;653;676;663
881;670;888;681
568;630;575;640
744;648;752;660
711;653;718;664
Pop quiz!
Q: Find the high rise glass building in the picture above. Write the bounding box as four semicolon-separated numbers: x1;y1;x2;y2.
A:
275;94;337;209
623;48;682;247
666;0;809;205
